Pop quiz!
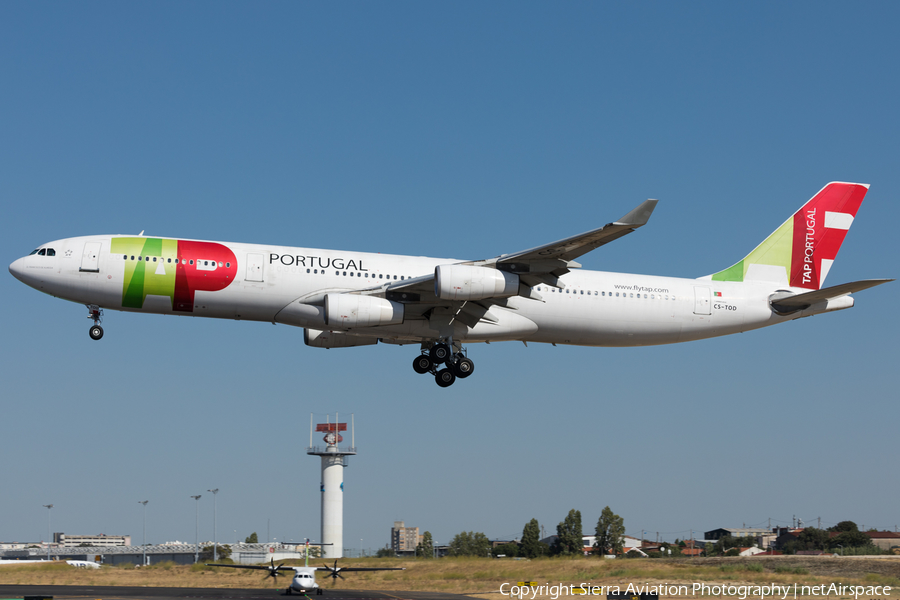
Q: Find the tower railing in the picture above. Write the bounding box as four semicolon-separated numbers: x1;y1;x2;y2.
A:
306;445;357;455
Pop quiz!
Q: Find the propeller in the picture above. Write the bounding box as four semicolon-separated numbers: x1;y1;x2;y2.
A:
264;558;286;583
323;560;344;580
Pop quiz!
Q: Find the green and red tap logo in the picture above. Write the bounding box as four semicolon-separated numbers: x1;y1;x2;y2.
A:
712;182;866;290
111;238;237;311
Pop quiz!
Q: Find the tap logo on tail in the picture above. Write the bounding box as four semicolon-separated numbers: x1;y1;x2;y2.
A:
712;182;867;290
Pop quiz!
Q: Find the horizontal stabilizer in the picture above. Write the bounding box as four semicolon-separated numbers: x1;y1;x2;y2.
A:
770;278;893;313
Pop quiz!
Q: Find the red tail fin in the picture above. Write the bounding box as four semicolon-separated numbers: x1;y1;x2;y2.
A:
789;182;868;289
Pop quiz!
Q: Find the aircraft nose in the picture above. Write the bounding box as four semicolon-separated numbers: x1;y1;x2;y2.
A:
9;257;26;283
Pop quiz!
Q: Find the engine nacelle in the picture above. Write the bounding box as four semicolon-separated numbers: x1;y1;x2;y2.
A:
324;293;404;328
434;265;519;301
304;329;378;348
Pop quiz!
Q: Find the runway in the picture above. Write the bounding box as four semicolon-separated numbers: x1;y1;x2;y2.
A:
0;586;474;600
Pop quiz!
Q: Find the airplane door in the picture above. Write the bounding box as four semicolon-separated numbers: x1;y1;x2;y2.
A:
245;253;264;282
80;241;101;272
693;286;711;315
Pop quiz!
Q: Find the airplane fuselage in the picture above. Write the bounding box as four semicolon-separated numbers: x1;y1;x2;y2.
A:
288;567;319;593
9;233;847;349
13;183;885;387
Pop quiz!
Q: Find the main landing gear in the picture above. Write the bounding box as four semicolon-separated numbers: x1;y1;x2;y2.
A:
412;340;475;388
87;304;104;340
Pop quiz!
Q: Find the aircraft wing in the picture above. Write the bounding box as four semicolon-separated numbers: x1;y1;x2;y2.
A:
362;198;659;307
316;561;406;580
486;198;658;266
380;272;440;304
478;198;658;288
206;563;298;573
314;566;406;572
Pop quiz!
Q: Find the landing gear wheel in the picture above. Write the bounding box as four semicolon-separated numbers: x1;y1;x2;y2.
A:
430;342;451;364
453;357;474;378
412;354;433;374
435;368;456;387
89;325;104;340
317;590;323;595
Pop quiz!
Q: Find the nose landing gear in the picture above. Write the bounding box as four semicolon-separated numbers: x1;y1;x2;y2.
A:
87;304;104;340
411;340;475;387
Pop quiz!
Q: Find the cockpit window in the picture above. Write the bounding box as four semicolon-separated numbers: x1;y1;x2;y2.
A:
46;248;56;256
38;249;46;256
29;249;39;255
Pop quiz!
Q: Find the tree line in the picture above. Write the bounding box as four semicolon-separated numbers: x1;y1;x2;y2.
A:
779;521;887;555
425;506;627;558
382;515;889;560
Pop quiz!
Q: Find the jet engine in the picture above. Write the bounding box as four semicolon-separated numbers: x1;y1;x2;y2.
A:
304;329;378;348
324;293;404;328
434;265;519;301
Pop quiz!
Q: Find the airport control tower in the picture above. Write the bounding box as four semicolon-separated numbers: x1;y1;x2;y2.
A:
307;414;356;559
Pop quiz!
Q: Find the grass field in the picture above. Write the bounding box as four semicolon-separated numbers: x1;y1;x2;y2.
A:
0;556;897;598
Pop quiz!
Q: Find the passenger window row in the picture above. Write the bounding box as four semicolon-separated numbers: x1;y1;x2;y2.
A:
121;255;231;268
536;286;675;301
305;268;407;281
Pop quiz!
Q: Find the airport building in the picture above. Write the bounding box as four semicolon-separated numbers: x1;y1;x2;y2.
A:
0;543;37;550
705;527;776;549
53;533;131;547
705;527;772;541
864;531;900;550
390;521;422;556
0;542;315;566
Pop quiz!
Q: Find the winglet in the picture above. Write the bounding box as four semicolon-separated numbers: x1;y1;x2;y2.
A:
615;199;658;227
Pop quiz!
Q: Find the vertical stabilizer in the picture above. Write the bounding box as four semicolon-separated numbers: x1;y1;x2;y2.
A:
710;182;868;290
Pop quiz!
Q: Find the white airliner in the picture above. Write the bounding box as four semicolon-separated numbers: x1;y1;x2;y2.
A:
9;182;891;387
66;559;101;568
207;556;404;595
0;559;100;568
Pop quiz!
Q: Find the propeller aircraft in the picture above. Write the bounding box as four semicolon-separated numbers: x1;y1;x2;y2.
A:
207;548;404;595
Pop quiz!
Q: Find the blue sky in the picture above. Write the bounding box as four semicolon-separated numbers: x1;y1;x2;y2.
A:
2;2;898;552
